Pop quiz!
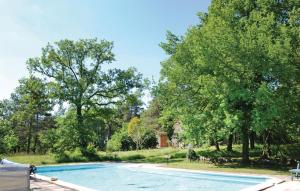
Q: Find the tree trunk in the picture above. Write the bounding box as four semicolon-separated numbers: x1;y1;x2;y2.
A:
227;133;233;152
267;141;272;157
107;124;112;140
215;140;220;151
241;103;251;164
249;130;255;150
27;120;32;154
76;104;87;148
33;114;39;153
241;125;249;164
266;131;272;157
262;130;271;159
33;135;38;153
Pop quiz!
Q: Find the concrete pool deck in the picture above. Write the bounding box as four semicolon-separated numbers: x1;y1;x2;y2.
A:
31;174;96;191
30;177;76;191
265;180;300;191
32;162;291;191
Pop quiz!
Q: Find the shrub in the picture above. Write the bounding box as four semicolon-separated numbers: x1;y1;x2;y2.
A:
3;130;19;153
122;154;145;161
81;144;99;160
171;152;186;159
142;129;158;149
99;153;121;161
187;148;198;161
280;143;300;159
67;148;88;162
128;117;145;149
106;134;122;152
53;151;70;163
107;124;158;151
106;126;135;152
54;148;89;163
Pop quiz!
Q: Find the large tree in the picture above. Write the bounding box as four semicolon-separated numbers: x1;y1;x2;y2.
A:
159;0;300;163
27;38;143;148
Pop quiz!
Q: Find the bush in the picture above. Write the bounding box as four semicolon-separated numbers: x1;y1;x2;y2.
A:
53;151;70;162
0;121;10;153
98;153;121;161
122;154;145;161
142;129;158;149
171;152;186;159
81;144;99;160
106;134;122;152
67;148;88;162
107;125;158;152
3;130;19;153
280;143;300;159
106;126;136;152
54;148;88;163
187;148;198;161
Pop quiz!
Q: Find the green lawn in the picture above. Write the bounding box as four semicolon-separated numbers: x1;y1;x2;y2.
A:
4;146;290;176
6;154;56;165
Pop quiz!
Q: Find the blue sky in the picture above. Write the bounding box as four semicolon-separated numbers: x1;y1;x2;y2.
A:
0;0;211;99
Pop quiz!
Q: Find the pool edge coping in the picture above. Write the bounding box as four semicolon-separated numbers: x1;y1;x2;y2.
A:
35;162;285;191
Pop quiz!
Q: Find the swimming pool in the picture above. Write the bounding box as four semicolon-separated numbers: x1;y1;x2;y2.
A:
37;163;269;191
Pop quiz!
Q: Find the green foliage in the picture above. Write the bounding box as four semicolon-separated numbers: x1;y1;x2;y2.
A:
0;122;9;153
82;143;98;159
140;98;162;131
54;145;99;163
54;148;88;163
159;109;175;140
39;128;58;153
181;114;205;146
0;77;53;154
159;30;182;55
27;38;144;149
142;129;158;149
187;148;198;161
107;122;157;152
3;130;19;153
158;0;300;163
52;110;81;154
121;154;145;161
106;125;135;152
106;133;122;152
280;144;300;160
128;117;147;150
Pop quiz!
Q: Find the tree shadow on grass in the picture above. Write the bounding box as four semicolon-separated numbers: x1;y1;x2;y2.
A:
126;156;184;164
214;161;289;174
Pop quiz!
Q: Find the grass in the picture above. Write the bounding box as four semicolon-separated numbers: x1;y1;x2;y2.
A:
166;161;288;175
4;145;292;176
6;153;56;165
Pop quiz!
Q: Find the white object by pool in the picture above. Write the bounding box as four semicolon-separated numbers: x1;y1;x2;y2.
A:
37;163;274;191
0;159;30;191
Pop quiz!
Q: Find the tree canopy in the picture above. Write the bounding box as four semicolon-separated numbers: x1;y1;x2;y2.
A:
27;38;143;148
158;0;300;163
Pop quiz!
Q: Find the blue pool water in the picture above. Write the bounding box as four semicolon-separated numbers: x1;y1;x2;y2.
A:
37;163;268;191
